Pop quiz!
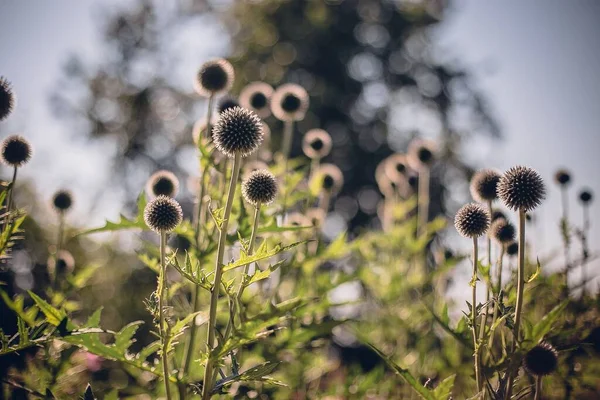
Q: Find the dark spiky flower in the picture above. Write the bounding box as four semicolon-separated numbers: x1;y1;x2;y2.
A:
491;209;507;222
146;170;179;198
213;106;263;158
48;250;75;276
239;82;274;119
554;169;571;186
315;164;344;195
144;195;183;233
470;169;502;202
242;169;277;206
489;218;516;244
524;342;558;376
218;96;240;114
271;83;309;122
498;166;546;212
52;190;74;213
302;129;332;159
454;203;490;238
1;135;31;167
407;139;436;171
506;241;518;256
579;189;593;204
194;59;234;97
0;77;15;121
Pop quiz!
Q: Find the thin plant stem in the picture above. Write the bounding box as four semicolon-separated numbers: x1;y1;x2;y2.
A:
534;375;542;400
417;167;430;238
159;231;173;400
235;203;260;305
581;204;590;294
202;152;242;400
281;120;294;219
479;200;493;358
471;237;482;392
205;95;215;141
561;187;571;289
488;245;505;354
318;190;331;215
3;167;18;232
194;168;209;250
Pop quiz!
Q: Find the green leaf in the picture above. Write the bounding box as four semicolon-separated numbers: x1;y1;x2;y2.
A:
222;241;307;272
212;361;286;393
244;261;284;287
28;291;69;328
0;290;37;326
68;264;100;289
85;308;103;329
529;300;569;344
526;258;541;283
257;217;312;234
77;192;147;235
432;374;455;400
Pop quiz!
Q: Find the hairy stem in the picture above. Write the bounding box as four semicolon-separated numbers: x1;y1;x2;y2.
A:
159;231;173;400
202;152;242;400
471;237;482;392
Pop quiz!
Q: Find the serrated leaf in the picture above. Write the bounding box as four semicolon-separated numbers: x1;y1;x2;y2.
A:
222;241;307;272
257;217;312;234
85;308;103;328
526;258;541;283
28;291;69;328
529;300;568;344
432;374;455;400
77;192;147;236
212;361;285;393
245;261;284;287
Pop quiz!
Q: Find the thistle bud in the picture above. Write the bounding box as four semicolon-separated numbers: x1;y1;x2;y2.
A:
194;59;234;97
1;135;32;167
242;169;278;206
146;170;179;198
470;169;501;202
144;195;183;233
454;203;490;238
0;77;15;121
212;106;263;157
524;342;558;377
498;166;546;212
271;83;309;122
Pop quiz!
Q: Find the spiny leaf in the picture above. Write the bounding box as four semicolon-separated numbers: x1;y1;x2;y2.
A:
222;241;307;272
212;361;286;393
432;374;455;400
77;192;147;236
526;258;541;283
529;299;569;344
28;291;70;328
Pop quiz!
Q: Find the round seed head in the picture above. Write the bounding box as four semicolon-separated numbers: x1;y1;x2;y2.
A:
506;241;518;256
407;175;419;191
470;169;502;202
48;250;75;277
554;169;571;186
314;163;344;195
52;190;74;213
302;129;332;159
524;342;558;376
242;169;278;206
579;189;593;204
146;170;179;198
218;96;240;114
407;139;436;170
194;58;234;97
489;218;516;244
384;153;411;184
491;209;507;222
144;195;183;233
1;135;32;167
239;82;274;119
212;106;263;157
498;166;546;211
271;83;309;122
454;203;490;238
0;77;16;121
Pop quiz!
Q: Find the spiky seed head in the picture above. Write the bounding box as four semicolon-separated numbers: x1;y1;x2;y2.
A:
454;203;490;238
48;250;75;277
0;77;16;121
554;169;571;186
239;82;274;119
384;153;411;184
271;83;309;122
498;166;546;212
489;218;516;244
218;96;240;114
506;241;518;256
1;135;32;167
470;169;502;202
52;190;74;213
407;139;436;170
524;342;558;376
146;170;179;198
242;169;278;206
315;163;344;195
302;129;332;159
144;195;183;233
579;189;593;204
491;209;507;222
194;58;234;97
213;106;263;158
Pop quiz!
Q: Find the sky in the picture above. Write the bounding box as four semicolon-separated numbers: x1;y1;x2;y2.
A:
0;0;598;290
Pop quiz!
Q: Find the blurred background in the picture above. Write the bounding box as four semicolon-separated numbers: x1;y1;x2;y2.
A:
1;0;599;324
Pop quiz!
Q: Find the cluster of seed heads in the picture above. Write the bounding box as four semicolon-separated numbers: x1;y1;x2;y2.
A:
454;203;490;238
144;195;183;233
0;77;15;121
470;169;501;202
1;135;32;167
212;106;264;158
146;170;179;198
497;166;546;212
523;342;558;376
242;169;278;206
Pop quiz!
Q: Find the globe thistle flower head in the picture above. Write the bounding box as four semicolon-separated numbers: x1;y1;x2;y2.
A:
239;82;274;119
554;169;571;186
212;106;264;158
302;129;332;159
489;218;516;244
146;170;179;198
315;163;344;195
407;175;419;191
48;250;75;277
506;241;518;256
242;169;278;206
491;209;507;222
384;153;411;184
407;139;436;170
0;76;15;121
498;166;546;211
194;58;234;97
454;203;490;238
218;96;240;114
52;190;74;213
579;189;593;204
271;83;309;122
470;169;502;202
524;342;558;376
1;135;32;167
144;195;183;233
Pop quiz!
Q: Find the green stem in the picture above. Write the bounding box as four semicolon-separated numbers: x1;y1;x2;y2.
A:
417;167;430;238
201;153;242;400
534;375;542;400
159;231;173;400
281;120;294;219
478;201;493;359
487;245;505;354
235;203;261;304
3;166;18;233
471;237;482;392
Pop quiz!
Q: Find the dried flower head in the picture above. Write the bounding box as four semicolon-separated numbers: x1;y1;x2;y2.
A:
52;190;74;213
384;153;411;184
1;135;32;167
302;129;332;159
407;139;436;170
144;195;183;233
376;160;397;197
524;342;558;376
242;169;278;206
271;83;309;122
0;77;16;121
489;218;516;244
506;241;518;256
48;250;75;277
470;169;502;202
491;209;507;222
454;203;490;238
554;169;571;186
213;106;263;157
146;170;179;198
498;166;546;212
218;96;240;114
579;189;593;204
194;58;234;97
315;163;344;195
239;82;274;119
